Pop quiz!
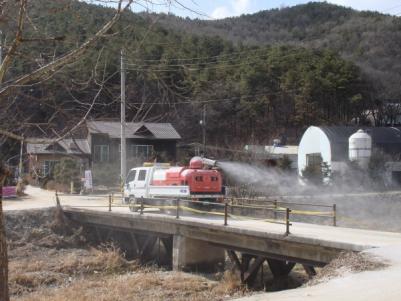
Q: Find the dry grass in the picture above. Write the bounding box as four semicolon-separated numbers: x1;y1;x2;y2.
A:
307;251;388;286
9;246;139;295
213;270;244;295
56;245;139;275
14;271;247;301
10;248;246;301
7;209;248;301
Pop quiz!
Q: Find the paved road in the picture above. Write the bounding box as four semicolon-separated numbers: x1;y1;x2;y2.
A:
7;186;401;301
3;185;118;211
6;186;401;251
234;244;401;301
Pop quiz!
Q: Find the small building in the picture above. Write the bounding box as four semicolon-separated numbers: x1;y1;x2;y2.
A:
298;126;401;183
265;145;298;169
27;138;91;177
244;144;298;169
86;121;181;164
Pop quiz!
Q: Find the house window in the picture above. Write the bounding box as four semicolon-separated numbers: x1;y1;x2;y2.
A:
129;145;153;159
306;153;322;167
94;145;109;162
43;160;59;176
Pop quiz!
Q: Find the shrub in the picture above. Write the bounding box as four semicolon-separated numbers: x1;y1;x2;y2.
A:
92;158;144;188
277;155;292;171
302;161;331;185
53;158;81;192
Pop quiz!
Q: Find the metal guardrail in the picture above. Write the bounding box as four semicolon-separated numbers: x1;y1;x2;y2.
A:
57;192;337;236
228;197;336;227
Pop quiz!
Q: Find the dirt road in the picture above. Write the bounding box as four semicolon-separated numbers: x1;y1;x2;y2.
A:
3;186;119;211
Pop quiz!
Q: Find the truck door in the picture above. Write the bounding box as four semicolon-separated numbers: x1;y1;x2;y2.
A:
133;168;148;198
125;169;137;193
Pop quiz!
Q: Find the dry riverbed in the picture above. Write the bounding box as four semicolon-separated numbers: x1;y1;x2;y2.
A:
5;208;248;301
6;206;385;301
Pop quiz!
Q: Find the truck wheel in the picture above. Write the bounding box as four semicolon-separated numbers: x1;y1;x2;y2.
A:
129;196;139;212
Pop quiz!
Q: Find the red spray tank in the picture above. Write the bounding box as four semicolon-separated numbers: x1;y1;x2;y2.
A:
152;157;223;194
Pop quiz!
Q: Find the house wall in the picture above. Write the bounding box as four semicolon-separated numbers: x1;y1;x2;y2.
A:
298;126;332;175
90;134;177;164
29;153;90;177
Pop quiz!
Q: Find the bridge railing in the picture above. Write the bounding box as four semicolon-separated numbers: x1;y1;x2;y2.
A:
128;196;293;236
56;192;336;236
227;197;336;227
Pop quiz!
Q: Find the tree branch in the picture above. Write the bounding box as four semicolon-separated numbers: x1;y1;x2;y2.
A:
0;0;133;98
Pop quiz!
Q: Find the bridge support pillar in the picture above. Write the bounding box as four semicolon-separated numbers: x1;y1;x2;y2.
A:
172;235;225;272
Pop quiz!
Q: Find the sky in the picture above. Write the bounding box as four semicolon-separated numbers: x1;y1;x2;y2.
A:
133;0;401;19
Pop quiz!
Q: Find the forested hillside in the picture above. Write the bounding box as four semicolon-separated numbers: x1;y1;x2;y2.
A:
155;2;401;100
0;0;386;150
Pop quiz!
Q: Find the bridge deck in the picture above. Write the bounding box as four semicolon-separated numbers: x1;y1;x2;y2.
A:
63;206;401;266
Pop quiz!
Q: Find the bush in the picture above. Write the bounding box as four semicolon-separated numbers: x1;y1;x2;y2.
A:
277;155;292;171
302;164;323;184
368;152;388;187
92;158;144;188
53;159;81;192
302;161;331;185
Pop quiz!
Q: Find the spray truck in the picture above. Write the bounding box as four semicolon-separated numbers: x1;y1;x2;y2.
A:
123;156;225;210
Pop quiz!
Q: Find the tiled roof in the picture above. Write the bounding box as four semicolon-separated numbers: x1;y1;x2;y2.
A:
26;139;90;155
86;121;181;140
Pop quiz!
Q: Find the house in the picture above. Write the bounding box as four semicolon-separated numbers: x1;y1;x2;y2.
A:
298;126;401;184
26;121;181;181
27;138;91;177
265;145;298;169
244;144;298;169
86;121;181;164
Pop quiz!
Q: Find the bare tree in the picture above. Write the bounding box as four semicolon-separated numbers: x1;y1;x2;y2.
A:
0;163;10;301
0;1;137;299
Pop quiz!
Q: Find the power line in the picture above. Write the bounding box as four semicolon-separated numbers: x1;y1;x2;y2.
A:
126;47;267;63
382;3;401;13
124;52;272;68
125;89;300;105
123;49;313;73
123;46;319;73
128;46;298;64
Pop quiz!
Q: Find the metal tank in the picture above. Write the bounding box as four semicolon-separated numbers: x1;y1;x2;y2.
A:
349;129;372;169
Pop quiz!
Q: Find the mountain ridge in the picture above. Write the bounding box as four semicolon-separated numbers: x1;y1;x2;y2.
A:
150;2;401;99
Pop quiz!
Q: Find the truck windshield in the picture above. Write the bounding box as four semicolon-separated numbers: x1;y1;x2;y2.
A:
126;170;136;182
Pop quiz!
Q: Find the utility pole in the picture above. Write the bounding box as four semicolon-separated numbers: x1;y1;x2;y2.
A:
200;105;206;156
120;49;126;192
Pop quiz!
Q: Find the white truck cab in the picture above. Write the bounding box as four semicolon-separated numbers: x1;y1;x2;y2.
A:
123;165;190;203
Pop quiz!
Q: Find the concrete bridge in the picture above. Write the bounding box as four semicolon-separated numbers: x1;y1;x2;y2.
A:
62;205;401;286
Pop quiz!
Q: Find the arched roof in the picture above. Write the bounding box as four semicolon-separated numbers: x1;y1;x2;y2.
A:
319;126;401;160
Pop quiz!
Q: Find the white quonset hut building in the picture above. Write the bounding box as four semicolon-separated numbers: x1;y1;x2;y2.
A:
298;126;401;183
